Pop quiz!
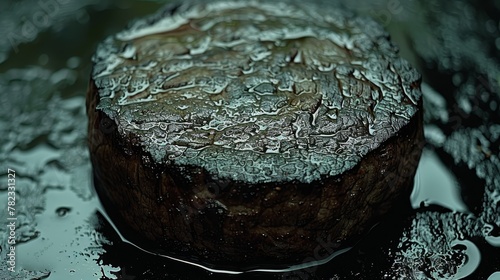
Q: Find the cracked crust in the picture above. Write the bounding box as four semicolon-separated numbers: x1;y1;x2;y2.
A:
87;0;424;269
90;0;421;184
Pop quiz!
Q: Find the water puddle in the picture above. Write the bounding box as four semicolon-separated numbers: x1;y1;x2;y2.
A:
411;148;469;213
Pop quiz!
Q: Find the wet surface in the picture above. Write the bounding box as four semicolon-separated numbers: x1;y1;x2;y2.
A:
0;0;499;279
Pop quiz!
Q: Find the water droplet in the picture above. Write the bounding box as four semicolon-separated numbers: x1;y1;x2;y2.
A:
483;224;500;247
451;239;481;279
38;54;49;65
66;57;81;69
253;83;275;95
56;207;72;217
488;272;500;280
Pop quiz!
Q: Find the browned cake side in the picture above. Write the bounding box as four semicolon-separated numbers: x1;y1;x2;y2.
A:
87;0;424;269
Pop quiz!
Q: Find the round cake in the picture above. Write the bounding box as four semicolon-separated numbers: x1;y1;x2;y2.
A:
87;0;424;270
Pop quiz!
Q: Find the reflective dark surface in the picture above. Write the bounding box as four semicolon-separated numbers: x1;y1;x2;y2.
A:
0;0;499;279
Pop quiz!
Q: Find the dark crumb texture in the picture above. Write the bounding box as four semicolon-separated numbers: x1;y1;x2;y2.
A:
87;0;424;269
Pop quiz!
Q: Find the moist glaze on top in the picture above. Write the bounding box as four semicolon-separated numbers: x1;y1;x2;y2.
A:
91;0;422;183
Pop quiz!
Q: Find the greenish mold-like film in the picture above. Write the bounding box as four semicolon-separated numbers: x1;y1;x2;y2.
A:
91;0;422;183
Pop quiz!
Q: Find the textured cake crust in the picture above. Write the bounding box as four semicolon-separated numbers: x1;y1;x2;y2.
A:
87;0;424;269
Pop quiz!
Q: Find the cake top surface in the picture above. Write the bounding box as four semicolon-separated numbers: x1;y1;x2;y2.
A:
91;0;422;183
